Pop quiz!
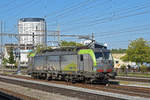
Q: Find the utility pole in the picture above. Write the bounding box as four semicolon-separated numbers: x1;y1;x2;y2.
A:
57;22;60;46
32;32;35;49
45;22;47;47
17;23;21;74
58;25;60;43
0;21;3;69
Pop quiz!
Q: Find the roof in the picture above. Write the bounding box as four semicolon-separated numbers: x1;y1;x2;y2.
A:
36;51;77;56
19;18;45;22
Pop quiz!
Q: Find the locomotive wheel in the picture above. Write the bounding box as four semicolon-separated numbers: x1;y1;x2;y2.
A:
64;76;70;82
47;77;52;81
31;73;38;79
70;77;76;84
102;78;109;85
42;73;47;80
31;74;36;79
47;74;52;81
85;78;92;84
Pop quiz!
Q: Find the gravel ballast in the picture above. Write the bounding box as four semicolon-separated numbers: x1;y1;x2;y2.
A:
0;81;80;100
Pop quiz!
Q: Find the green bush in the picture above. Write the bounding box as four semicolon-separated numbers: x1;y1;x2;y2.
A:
2;58;8;67
121;64;126;72
140;65;148;73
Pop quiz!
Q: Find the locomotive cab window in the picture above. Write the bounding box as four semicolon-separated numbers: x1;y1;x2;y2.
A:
80;55;83;61
95;52;103;59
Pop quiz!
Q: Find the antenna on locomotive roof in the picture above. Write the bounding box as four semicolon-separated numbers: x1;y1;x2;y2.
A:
85;33;95;48
92;33;94;41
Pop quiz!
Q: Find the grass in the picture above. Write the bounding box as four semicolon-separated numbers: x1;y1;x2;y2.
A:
119;81;130;85
118;72;150;78
0;68;27;75
119;80;150;87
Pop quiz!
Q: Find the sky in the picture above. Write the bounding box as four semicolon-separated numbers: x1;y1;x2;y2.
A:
0;0;150;49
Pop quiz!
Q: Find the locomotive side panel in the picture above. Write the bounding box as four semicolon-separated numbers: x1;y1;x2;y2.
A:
61;55;78;72
78;54;93;72
47;55;60;71
83;54;93;72
34;56;47;71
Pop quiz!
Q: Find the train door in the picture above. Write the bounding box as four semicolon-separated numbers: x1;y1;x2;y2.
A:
83;54;93;72
78;54;84;71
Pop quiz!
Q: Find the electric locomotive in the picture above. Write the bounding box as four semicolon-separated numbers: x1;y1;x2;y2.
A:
28;41;116;83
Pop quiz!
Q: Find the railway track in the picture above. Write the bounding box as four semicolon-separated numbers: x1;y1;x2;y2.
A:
0;91;21;100
0;88;36;100
0;74;149;100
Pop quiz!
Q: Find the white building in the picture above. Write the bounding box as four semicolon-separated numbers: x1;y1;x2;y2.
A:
17;18;47;67
18;18;46;46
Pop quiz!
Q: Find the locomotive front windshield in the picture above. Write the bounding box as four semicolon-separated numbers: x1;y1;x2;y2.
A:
95;52;113;60
95;52;103;60
103;52;113;60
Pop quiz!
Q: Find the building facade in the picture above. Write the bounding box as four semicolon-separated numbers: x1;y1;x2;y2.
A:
3;44;37;67
17;18;46;67
18;18;46;46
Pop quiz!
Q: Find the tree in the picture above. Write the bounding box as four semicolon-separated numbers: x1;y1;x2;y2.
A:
2;58;8;67
121;38;150;65
35;45;51;53
28;45;52;57
60;41;83;47
121;54;129;62
140;65;148;73
111;48;126;54
121;64;126;72
8;47;15;64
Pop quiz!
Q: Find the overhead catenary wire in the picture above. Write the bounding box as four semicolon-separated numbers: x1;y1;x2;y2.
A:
14;24;150;42
95;31;150;40
55;1;150;32
0;0;35;15
94;24;150;37
49;1;111;26
46;0;109;24
46;0;98;21
0;0;16;9
1;0;150;49
62;8;150;32
46;0;91;18
3;0;39;19
94;25;150;38
45;0;83;17
56;2;150;26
